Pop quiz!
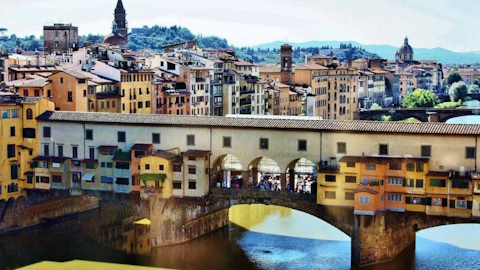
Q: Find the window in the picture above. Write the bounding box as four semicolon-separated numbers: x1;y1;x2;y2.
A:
389;161;401;170
421;145;431;157
223;136;231;148
259;138;269;149
359;196;370;204
58;145;63;157
44;144;50;156
86;162;95;169
26;109;33;119
72;146;78;159
159;165;164;171
10;126;15;137
2;110;9;118
67;91;73;102
379;144;388;155
406;163;414;172
345;176;356;183
188;166;196;175
101;162;106;168
43;126;51;138
429;179;446;187
173;182;182;189
456;200;467;209
10;164;18;179
295;139;307;151
325;191;336;199
187;134;195;146
152;133;160;144
116;177;129;185
89;147;94;159
86;129;93;140
387;194;402;202
388;178;403;186
7;144;15;158
188;156;196;161
416;179;424;188
365;164;376;171
346;162;355;168
188;181;197;189
407;179;415;187
345;192;354;200
145;164;150;170
325;175;336;182
416;163;424;172
52;175;62;183
173;165;182;172
452;180;469;189
118;131;126;142
466;147;476;159
11;109;19;118
337;142;346;154
107;162;113;168
60;77;63;84
115;162;130;170
146;101;150;108
138;102;143;109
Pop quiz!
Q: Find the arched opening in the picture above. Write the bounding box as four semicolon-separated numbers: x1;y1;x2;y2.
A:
211;154;244;189
229;204;350;269
248;157;281;190
413;223;480;268
286;158;317;194
26;108;33;119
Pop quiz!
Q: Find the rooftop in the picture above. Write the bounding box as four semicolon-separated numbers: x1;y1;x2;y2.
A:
36;111;480;136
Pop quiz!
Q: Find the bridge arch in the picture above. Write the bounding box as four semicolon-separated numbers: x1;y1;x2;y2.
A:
211;154;245;188
248;157;281;190
285;158;317;193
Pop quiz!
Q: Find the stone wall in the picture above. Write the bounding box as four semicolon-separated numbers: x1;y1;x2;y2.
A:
0;190;99;233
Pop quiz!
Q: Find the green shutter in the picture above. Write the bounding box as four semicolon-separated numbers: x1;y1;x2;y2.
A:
449;200;456;208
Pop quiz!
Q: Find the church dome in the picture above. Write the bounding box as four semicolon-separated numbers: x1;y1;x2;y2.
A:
103;32;127;46
398;37;413;53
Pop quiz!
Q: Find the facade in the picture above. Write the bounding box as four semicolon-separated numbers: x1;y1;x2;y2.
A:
120;70;154;114
49;70;90;111
43;23;79;54
0;95;54;201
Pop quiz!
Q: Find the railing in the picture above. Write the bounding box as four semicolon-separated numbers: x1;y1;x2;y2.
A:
240;89;255;95
212;79;223;84
240;99;252;106
196;77;206;83
318;164;340;172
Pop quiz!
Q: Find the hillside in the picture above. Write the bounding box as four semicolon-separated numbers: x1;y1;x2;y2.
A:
252;41;480;65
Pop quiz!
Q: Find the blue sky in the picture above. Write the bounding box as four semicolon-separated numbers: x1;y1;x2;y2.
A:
2;0;479;52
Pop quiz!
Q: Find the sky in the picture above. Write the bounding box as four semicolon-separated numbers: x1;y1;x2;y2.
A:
2;0;480;52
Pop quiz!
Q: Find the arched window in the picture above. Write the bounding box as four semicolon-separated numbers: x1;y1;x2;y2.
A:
26;109;33;119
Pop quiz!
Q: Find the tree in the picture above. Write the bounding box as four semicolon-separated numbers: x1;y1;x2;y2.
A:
446;71;463;85
401;88;439;108
370;103;382;110
449;81;468;102
474;76;480;87
469;84;480;94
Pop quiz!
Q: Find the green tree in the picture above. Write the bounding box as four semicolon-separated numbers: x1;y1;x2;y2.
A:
446;71;463;85
474;76;480;87
449;81;468;102
370;103;382;110
401;88;439;108
469;84;480;94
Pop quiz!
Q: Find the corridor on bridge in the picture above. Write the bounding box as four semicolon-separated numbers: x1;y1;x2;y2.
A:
212;155;317;194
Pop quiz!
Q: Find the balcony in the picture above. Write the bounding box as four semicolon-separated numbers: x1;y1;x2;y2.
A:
214;102;223;107
240;99;252;106
240;88;255;95
212;79;223;85
318;163;339;172
196;77;206;83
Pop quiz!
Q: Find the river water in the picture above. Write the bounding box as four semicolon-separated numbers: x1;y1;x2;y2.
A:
1;203;480;270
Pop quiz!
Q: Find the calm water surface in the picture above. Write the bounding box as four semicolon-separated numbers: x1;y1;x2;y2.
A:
1;203;480;270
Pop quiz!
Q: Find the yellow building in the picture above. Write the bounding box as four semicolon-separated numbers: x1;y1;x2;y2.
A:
120;70;154;114
139;149;179;199
0;95;54;201
48;70;90;111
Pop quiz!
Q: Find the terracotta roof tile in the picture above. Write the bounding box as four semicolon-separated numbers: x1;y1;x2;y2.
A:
182;150;210;157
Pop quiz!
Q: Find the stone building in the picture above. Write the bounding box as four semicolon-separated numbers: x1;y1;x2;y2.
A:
43;23;79;54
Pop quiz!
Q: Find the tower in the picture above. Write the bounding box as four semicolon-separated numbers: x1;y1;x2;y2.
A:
280;44;293;85
114;0;128;41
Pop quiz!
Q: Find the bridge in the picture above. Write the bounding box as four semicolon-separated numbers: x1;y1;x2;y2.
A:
357;108;480;122
165;188;480;269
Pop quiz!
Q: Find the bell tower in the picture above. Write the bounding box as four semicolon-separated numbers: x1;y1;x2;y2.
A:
280;44;293;85
114;0;128;40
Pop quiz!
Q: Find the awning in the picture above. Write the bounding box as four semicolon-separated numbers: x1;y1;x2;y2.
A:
134;218;151;226
81;173;95;181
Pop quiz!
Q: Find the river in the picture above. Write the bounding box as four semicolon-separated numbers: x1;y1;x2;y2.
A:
1;203;480;270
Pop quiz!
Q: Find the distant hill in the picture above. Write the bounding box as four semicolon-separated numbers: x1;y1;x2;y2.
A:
252;41;480;65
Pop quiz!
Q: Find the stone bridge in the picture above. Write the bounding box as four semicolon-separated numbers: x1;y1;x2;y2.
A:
177;188;480;269
357;108;480;122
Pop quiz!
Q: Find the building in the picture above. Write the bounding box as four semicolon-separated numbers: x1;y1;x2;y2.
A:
43;23;79;54
280;44;293;85
103;0;128;47
395;37;414;63
0;94;54;201
49;70;90;111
